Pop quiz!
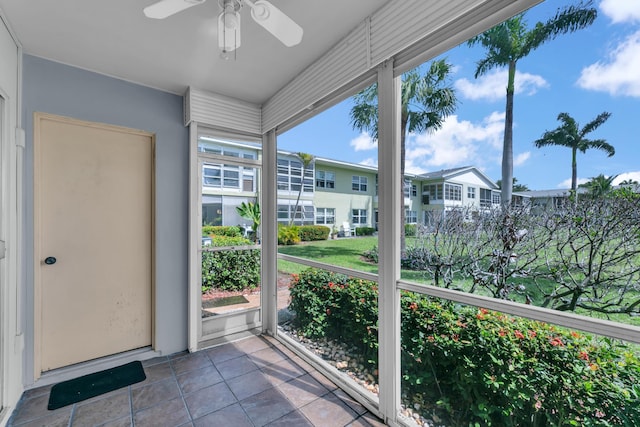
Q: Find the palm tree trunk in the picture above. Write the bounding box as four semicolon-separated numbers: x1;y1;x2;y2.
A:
501;61;516;207
400;116;407;258
571;147;578;194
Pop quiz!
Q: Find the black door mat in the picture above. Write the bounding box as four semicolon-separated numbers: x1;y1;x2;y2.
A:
48;360;146;410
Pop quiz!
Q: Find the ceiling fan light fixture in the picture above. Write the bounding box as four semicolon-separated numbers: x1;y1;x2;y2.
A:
218;0;241;53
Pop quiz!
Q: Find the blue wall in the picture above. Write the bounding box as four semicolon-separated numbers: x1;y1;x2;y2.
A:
22;55;189;380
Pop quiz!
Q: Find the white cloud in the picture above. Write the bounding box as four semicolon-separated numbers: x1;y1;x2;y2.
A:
359;158;378;167
403;112;505;174
613;171;640;185
514;152;531;167
600;0;640;23
349;131;377;151
557;177;589;189
577;30;640;96
454;69;548;101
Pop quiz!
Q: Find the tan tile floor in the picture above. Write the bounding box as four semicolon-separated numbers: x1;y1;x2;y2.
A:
7;335;386;427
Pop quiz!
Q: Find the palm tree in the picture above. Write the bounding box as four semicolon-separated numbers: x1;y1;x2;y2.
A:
496;177;529;192
350;60;458;254
468;2;597;205
534;112;614;195
289;152;314;226
579;174;618;199
236;201;260;243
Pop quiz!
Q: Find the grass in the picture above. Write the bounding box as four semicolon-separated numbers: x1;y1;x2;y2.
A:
278;237;379;274
277;236;640;328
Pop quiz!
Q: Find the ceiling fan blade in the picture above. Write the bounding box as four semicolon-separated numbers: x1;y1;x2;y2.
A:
143;0;206;19
245;0;303;47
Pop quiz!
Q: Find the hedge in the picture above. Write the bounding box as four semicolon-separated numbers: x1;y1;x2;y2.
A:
201;235;259;292
288;268;640;426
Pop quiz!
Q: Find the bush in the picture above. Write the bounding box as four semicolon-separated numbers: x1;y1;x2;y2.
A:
299;225;330;241
288;269;378;365
278;225;301;245
202;225;242;238
201;235;259;292
355;226;375;236
405;223;417;237
288;267;640;426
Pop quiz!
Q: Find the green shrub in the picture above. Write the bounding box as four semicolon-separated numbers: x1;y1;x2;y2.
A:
355;226;375;236
288;269;378;365
405;223;417;237
299;225;330;241
278;225;300;245
288;267;640;426
202;225;242;238
201;235;259;292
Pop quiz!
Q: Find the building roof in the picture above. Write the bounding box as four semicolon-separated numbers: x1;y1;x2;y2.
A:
418;166;498;189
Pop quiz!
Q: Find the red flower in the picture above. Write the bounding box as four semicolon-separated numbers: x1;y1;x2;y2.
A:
549;336;564;347
499;329;507;337
578;351;589;361
514;330;525;339
408;302;418;311
528;330;537;339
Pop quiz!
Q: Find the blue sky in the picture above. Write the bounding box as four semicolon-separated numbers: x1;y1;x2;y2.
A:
278;0;640;191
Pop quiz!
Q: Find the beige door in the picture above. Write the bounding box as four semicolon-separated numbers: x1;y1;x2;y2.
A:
35;113;154;373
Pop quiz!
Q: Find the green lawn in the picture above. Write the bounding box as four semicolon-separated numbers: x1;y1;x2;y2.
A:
278;236;379;275
277;236;640;327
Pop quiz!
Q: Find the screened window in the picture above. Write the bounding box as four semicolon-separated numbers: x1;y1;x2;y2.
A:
352;176;368;192
203;163;254;191
405;210;417;223
412;184;417;197
352;209;367;224
278;204;315;225
492;192;501;205
423;184;443;200
315;170;335;189
278;158;314;193
316;208;335;225
444;183;462;201
480;188;492;208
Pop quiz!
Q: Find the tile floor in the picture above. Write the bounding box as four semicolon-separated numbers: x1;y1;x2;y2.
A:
7;335;386;427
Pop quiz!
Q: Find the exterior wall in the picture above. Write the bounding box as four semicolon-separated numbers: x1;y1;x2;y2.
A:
22;55;189;384
314;163;376;228
0;15;22;425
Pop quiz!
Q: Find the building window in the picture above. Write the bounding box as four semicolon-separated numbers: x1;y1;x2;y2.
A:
480;188;492;208
203;164;253;191
352;209;367;224
403;179;412;198
411;184;417;197
315;170;335;189
277;158;314;193
352;176;368;192
423;184;443;200
316;208;335;225
278;204;315;225
467;186;476;199
492;192;501;205
444;183;462;201
405;210;417;223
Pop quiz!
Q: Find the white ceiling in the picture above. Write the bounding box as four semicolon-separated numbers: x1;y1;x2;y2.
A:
0;0;389;104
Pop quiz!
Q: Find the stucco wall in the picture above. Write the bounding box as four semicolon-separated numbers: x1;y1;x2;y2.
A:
22;55;189;384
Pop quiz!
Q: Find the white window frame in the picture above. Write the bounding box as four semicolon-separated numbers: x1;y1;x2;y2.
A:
352;208;367;224
315;207;335;225
352;175;368;192
315;170;335;189
467;186;476;199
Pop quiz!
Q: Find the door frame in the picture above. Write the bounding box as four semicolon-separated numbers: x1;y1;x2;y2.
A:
33;112;156;378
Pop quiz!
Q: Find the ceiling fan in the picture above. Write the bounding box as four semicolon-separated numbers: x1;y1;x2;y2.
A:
143;0;303;55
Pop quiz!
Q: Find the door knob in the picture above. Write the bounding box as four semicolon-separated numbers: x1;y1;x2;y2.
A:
44;256;57;265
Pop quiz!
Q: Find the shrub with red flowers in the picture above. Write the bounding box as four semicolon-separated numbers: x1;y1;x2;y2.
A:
287;268;640;426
